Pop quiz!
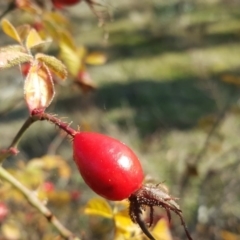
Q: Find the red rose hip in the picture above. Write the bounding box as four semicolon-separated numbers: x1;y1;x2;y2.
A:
52;0;81;8
73;132;144;201
29;110;193;240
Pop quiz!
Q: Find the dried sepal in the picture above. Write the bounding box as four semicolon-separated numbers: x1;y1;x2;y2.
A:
128;184;193;240
24;62;55;113
0;45;32;70
36;53;67;81
1;19;21;43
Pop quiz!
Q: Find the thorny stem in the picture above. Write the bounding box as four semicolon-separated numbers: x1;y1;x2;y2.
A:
0;166;80;240
0;110;77;164
31;110;77;137
0;111;80;238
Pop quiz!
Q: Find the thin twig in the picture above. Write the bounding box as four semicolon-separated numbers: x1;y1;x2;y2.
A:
0;116;37;163
0;166;80;240
47;132;68;155
179;94;233;194
0;1;15;19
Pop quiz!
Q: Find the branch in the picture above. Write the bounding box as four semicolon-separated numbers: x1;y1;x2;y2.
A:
0;116;37;163
0;166;80;240
0;110;77;164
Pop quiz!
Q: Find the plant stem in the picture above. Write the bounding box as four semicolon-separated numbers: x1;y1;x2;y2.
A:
0;116;37;163
31;110;77;137
0;166;80;240
0;110;77;164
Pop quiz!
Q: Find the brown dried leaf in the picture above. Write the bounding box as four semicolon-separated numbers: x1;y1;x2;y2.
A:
0;45;32;70
1;19;21;43
36;53;67;81
75;70;97;92
24;62;55;112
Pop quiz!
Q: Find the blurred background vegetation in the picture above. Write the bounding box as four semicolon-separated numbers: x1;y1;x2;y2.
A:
1;0;240;239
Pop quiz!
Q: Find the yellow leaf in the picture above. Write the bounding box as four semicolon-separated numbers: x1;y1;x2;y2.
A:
26;28;42;48
84;198;113;219
221;230;240;240
36;53;67;81
26;28;50;49
77;46;87;59
43;12;69;28
114;209;138;238
85;52;107;65
152;218;172;240
58;163;71;179
48;191;71;205
23;168;44;188
1;19;21;43
59;31;76;50
27;158;45;169
59;42;81;76
221;74;240;85
41;155;64;170
2;220;21;240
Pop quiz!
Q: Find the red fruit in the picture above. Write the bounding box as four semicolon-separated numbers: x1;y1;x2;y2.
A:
21;63;31;76
72;131;192;240
52;0;81;8
73;132;144;201
0;202;9;222
32;22;43;31
70;190;81;201
42;181;55;193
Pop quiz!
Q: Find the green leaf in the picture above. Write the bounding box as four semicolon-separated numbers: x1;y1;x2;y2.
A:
84;198;113;219
0;45;32;70
36;53;67;81
1;19;21;43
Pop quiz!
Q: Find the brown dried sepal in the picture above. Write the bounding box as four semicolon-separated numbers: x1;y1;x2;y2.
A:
24;61;55;114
